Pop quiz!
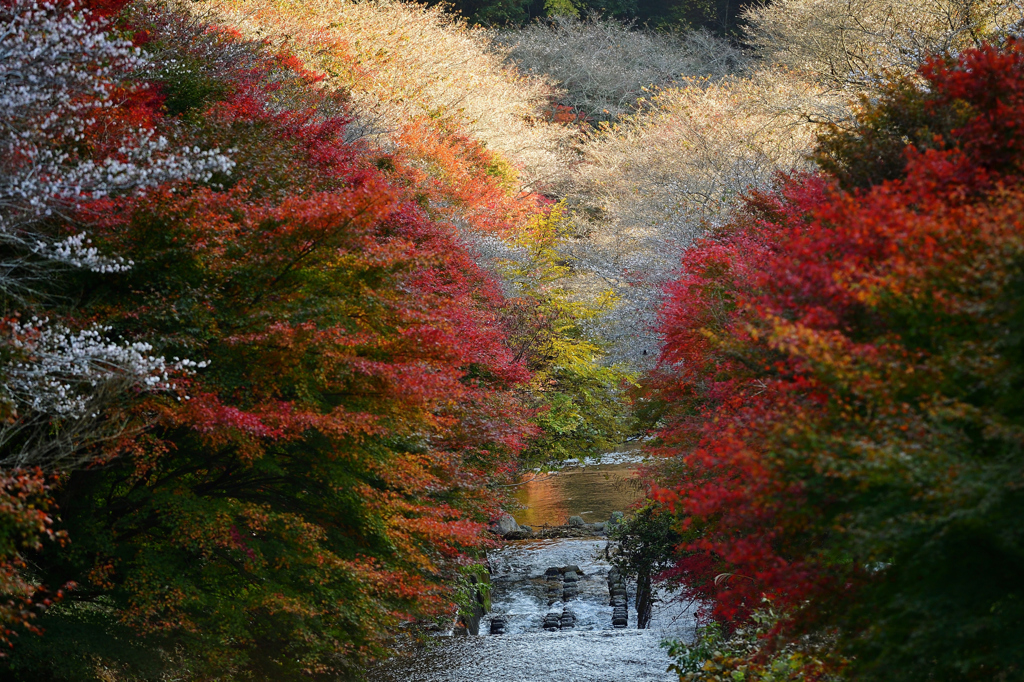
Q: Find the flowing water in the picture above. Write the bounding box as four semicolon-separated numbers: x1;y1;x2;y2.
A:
370;452;697;682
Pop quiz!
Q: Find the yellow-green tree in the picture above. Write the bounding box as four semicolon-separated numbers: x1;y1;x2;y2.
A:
500;204;634;464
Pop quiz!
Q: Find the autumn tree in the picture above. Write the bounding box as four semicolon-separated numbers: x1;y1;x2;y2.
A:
651;40;1024;681
744;0;1024;90
498;204;633;463
0;0;231;472
490;15;746;121
1;2;536;679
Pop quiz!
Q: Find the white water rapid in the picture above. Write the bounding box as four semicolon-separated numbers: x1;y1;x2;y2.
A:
370;538;697;682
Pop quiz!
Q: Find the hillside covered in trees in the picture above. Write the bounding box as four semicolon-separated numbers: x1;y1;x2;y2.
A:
1;0;1022;679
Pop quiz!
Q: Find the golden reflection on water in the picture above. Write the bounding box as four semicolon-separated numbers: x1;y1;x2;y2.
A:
511;464;644;528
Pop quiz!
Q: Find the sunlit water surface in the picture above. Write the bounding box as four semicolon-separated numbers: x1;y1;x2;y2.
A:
511;464;644;528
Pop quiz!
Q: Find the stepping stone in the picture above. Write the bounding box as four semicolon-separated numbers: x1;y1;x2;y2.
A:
559;614;575;629
542;613;561;632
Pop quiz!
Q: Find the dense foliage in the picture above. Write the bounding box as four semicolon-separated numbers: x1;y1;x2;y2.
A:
464;0;753;32
437;0;756;33
651;40;1024;680
498;206;633;463
0;0;625;678
744;0;1024;90
666;607;842;682
491;15;745;122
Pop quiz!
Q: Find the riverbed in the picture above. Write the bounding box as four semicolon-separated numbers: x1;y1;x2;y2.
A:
369;538;695;682
369;453;697;682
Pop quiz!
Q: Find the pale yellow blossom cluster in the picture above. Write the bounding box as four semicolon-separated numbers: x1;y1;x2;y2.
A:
561;72;842;364
744;0;1024;89
177;0;575;191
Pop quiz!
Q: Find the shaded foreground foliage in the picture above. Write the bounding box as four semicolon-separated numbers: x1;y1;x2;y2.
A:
428;0;756;33
650;40;1024;680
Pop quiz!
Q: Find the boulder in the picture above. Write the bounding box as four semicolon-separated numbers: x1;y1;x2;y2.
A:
566;515;586;527
458;601;486;636
495;513;520;536
489;616;507;635
563;565;582;574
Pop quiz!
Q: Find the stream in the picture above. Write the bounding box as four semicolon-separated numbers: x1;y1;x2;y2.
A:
370;454;697;682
